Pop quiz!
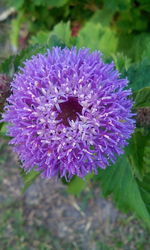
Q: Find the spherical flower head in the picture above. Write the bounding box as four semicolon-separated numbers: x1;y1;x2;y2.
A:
3;47;135;180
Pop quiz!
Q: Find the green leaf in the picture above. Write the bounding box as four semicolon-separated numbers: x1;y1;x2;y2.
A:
20;168;40;192
33;0;69;7
125;60;150;91
48;21;72;47
0;123;7;137
136;34;150;61
117;33;150;62
142;40;150;61
111;52;131;72
48;0;69;7
127;130;150;179
30;22;71;47
0;122;10;140
30;31;50;45
0;54;16;76
13;45;47;70
97;155;150;229
48;35;66;48
0;44;46;76
134;87;150;108
76;22;118;56
10;11;25;49
138;174;150;215
103;0;130;12
10;0;69;7
9;0;25;9
143;139;150;176
90;9;115;27
67;174;93;196
0;42;64;76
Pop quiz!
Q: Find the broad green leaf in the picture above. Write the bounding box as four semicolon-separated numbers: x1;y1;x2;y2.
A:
20;168;40;192
0;45;47;76
137;174;150;214
116;10;148;34
0;54;16;76
30;31;50;45
97;155;150;229
48;35;66;48
111;52;131;72
13;45;47;70
142;40;150;60
118;33;150;62
67;174;93;196
48;21;72;47
131;34;150;62
76;22;118;56
125;60;150;91
127;130;150;179
90;9;115;27
0;39;65;76
67;177;87;196
30;22;71;47
134;87;150;108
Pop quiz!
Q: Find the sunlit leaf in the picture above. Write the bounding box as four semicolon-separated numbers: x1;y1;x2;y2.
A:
20;168;40;192
67;174;93;196
0;39;65;76
125;60;150;91
134;87;150;108
77;22;118;55
96;155;150;229
48;21;72;47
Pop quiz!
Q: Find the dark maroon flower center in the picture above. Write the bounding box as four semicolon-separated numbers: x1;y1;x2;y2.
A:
56;97;82;126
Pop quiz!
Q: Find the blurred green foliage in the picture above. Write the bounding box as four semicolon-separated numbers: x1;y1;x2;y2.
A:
7;0;150;60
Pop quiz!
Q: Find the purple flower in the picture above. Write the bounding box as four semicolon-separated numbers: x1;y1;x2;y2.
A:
3;47;135;180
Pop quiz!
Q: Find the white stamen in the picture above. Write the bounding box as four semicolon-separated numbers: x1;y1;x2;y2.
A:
55;103;61;112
